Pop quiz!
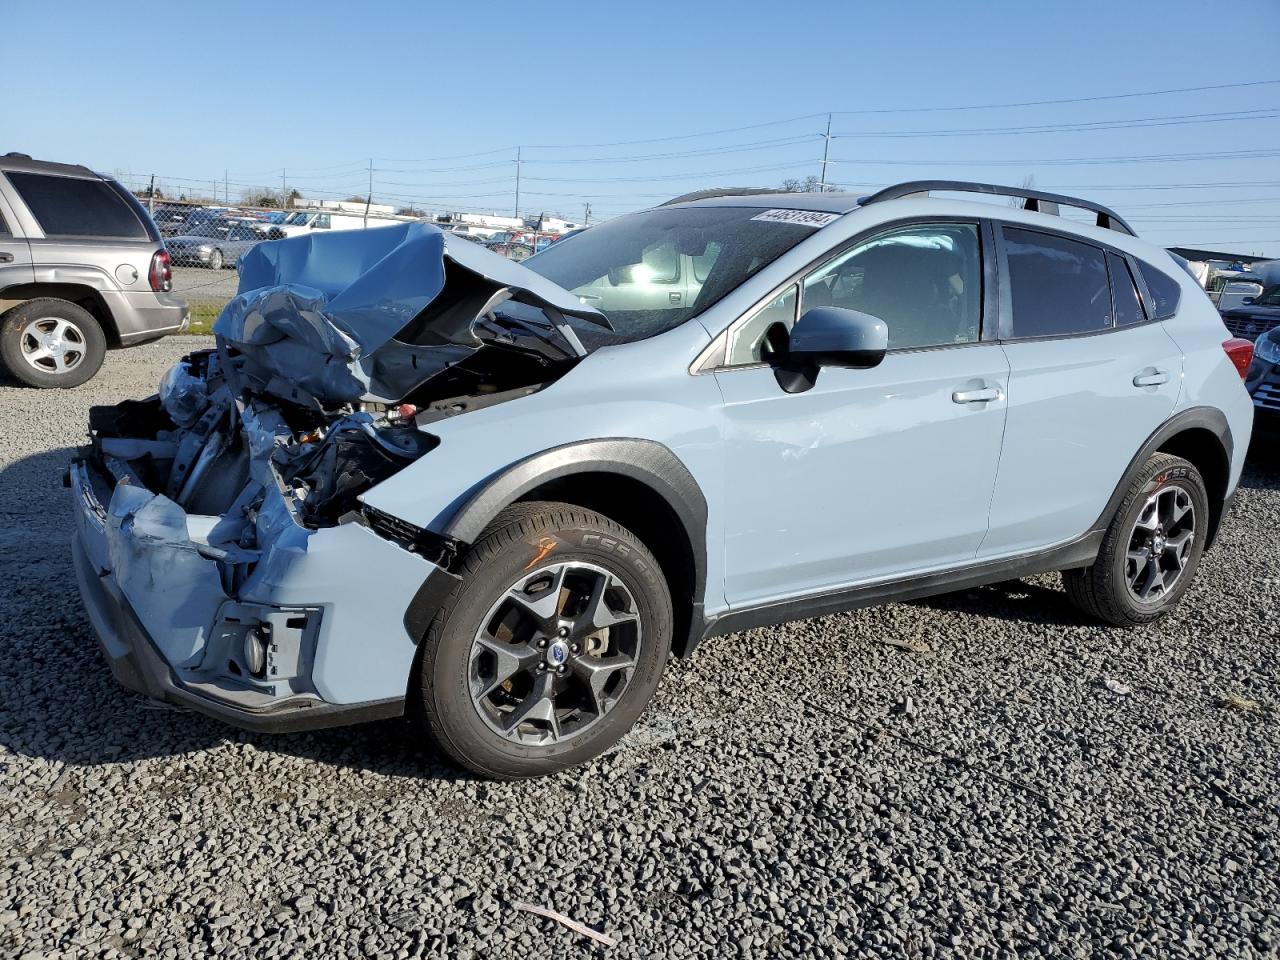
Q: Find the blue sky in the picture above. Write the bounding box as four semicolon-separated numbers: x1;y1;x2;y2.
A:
5;0;1279;255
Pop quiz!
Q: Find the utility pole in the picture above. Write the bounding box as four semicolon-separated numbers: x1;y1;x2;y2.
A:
282;168;288;209
514;147;522;220
224;169;229;205
584;201;591;224
147;174;156;215
819;113;832;191
364;158;373;228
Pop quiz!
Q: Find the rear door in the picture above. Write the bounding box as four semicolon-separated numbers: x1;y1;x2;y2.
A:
0;198;35;291
980;225;1183;558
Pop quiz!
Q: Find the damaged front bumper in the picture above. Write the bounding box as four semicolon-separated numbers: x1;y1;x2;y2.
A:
69;441;458;734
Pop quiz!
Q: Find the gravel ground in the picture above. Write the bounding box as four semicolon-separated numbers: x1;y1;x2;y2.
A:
1;338;1277;959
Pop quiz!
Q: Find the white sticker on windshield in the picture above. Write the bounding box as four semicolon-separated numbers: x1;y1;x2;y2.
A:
750;208;841;228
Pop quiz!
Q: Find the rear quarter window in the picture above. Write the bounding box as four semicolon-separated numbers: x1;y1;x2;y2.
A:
5;171;148;239
1135;258;1182;320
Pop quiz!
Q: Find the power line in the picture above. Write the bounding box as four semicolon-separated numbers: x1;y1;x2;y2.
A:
831;78;1280;115
826;148;1280;168
206;79;1280;177
830;108;1280;139
514;134;821;165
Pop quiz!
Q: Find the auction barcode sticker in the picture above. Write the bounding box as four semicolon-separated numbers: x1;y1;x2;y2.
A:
750;209;841;227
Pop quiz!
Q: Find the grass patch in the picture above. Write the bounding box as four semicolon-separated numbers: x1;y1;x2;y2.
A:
1221;692;1260;713
185;300;225;336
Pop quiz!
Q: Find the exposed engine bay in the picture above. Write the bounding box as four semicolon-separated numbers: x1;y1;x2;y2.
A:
82;309;593;590
83;219;607;546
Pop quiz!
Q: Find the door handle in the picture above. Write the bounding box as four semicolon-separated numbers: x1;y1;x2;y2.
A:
1132;370;1170;387
0;253;14;263
952;386;1001;404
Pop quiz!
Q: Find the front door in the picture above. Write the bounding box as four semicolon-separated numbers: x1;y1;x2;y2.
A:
712;220;1009;609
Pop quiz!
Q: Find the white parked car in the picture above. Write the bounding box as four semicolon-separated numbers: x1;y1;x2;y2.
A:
271;210;407;238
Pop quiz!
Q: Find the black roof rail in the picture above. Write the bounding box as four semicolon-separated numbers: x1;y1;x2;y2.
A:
860;180;1137;237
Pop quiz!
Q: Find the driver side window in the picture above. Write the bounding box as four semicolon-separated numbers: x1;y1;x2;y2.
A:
802;222;982;350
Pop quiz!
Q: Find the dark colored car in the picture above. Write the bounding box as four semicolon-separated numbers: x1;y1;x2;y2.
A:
166;219;265;270
1220;283;1280;342
150;203;201;235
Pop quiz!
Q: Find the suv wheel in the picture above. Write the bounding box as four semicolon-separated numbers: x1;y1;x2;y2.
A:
1064;453;1209;627
415;501;673;779
0;299;107;389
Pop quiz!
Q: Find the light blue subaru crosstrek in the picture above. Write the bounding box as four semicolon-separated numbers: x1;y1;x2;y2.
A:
69;180;1256;778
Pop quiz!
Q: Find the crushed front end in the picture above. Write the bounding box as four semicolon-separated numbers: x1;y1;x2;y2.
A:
69;348;454;730
68;222;604;731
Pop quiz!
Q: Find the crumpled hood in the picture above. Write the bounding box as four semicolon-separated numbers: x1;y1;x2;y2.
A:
214;221;603;406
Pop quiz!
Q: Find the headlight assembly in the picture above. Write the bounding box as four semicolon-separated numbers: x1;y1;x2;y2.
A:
159;360;209;428
1254;328;1280;366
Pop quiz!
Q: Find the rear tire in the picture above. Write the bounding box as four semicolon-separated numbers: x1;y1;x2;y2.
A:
1064;453;1209;627
208;248;224;270
0;299;107;389
415;501;673;779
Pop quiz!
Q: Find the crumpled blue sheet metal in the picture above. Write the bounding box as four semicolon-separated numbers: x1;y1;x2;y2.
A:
214;221;601;405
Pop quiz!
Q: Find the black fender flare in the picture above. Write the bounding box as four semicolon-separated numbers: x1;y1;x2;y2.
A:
411;439;710;655
1088;405;1233;546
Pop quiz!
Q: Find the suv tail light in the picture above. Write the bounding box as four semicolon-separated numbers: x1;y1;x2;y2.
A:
149;249;172;293
1222;338;1254;379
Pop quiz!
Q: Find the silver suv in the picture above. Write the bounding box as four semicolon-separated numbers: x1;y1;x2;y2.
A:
0;153;188;388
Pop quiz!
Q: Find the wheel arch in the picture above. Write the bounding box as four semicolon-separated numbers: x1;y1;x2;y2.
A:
440;439;709;658
1097;406;1234;548
0;283;119;343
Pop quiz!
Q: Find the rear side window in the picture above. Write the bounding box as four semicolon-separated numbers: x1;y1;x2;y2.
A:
6;171;148;239
1107;252;1146;327
0;211;8;235
1136;258;1182;320
1003;227;1110;338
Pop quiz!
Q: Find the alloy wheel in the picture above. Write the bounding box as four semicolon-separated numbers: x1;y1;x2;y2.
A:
20;317;86;375
468;561;642;745
1125;484;1196;603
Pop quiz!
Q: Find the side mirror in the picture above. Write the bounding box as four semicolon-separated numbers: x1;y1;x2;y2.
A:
770;306;888;393
1242;297;1256;305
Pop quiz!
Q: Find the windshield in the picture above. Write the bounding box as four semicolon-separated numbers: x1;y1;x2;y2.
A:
520;205;819;343
285;212;313;225
1255;284;1280;307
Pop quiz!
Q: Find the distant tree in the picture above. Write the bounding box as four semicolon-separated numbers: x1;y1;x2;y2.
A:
397;205;429;217
1011;174;1035;207
242;192;280;208
782;175;839;193
346;195;369;204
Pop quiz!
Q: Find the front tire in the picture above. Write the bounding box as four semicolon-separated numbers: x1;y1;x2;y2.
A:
0;299;107;389
1064;453;1209;627
416;501;673;779
208;248;224;270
